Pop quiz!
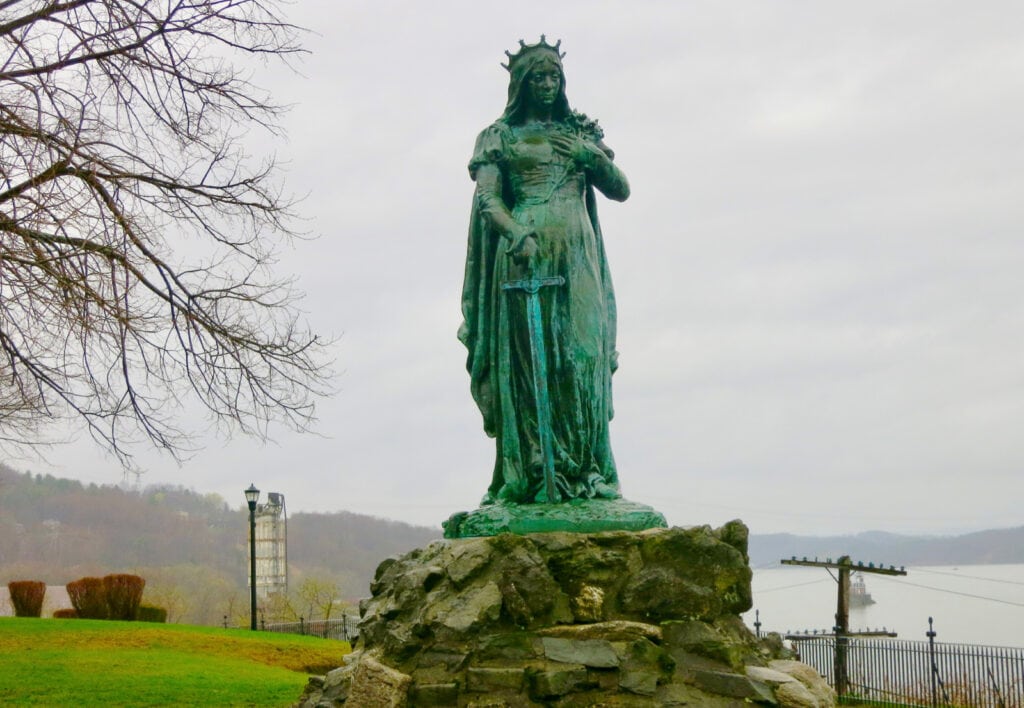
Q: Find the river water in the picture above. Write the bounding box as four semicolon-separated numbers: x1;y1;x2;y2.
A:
743;563;1024;648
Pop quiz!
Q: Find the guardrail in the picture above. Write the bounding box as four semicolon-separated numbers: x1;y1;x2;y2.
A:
789;627;1023;707
260;616;356;642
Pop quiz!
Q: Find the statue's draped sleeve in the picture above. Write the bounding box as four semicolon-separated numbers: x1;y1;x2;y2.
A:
459;123;509;437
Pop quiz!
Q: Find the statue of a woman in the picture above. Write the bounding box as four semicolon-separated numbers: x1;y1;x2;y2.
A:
459;37;630;505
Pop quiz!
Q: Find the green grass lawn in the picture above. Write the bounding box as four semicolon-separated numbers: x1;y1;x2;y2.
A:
0;617;350;706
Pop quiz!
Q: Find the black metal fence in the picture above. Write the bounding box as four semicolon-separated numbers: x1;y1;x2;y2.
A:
260;616;356;642
791;633;1024;707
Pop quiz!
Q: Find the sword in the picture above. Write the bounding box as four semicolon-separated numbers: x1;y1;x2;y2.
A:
501;274;565;504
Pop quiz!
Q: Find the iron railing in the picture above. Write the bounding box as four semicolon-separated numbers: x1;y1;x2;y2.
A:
260;616;356;642
790;630;1024;707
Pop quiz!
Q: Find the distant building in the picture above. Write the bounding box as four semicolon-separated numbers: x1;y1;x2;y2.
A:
251;492;288;600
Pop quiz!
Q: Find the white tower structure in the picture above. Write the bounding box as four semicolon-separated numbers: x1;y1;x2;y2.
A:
253;492;288;600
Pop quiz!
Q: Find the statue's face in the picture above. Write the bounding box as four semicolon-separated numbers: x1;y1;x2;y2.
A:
527;59;561;109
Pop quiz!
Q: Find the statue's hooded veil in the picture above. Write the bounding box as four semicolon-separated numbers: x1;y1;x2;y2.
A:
458;43;618;498
500;48;571;125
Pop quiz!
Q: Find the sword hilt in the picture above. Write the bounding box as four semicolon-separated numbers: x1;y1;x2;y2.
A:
501;275;565;294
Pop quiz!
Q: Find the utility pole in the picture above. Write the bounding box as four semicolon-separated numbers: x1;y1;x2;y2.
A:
781;555;907;696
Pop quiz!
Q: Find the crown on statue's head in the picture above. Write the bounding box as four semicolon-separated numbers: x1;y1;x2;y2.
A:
501;35;565;73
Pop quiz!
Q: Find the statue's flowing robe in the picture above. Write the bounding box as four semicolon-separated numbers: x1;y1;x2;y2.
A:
458;119;624;504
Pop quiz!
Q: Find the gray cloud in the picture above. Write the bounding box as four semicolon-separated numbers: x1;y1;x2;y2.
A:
31;1;1024;536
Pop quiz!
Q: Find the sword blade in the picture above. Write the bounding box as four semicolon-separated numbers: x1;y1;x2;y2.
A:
501;275;565;504
523;287;559;504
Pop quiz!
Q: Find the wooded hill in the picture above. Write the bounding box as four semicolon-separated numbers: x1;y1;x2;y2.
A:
748;527;1024;569
0;463;439;625
3;462;1021;624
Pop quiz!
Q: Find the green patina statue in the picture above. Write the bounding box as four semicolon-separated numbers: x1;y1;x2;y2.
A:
447;37;666;538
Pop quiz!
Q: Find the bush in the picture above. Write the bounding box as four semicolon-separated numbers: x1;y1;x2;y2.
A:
53;608;79;619
8;581;46;618
66;577;108;619
104;574;145;621
136;605;168;623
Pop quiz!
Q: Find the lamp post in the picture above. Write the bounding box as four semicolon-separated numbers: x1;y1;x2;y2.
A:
244;484;260;631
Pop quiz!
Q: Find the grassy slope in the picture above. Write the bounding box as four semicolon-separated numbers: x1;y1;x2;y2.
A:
0;618;348;706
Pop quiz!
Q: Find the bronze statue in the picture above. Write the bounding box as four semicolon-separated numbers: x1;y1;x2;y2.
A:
459;37;630;506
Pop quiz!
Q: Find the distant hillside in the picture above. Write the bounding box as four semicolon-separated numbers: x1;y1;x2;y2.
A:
284;511;441;594
0;463;439;622
5;461;1020;624
749;527;1024;569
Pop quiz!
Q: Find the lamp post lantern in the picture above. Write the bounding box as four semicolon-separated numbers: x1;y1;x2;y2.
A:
244;484;260;631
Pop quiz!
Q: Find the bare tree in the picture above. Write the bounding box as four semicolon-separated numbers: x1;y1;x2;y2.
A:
0;1;330;464
293;574;344;621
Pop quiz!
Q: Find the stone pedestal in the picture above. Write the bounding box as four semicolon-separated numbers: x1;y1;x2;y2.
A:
298;522;836;707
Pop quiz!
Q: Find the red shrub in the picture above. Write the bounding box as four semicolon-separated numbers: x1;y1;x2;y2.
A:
136;605;167;623
53;608;79;619
66;576;108;619
7;580;46;617
103;574;145;620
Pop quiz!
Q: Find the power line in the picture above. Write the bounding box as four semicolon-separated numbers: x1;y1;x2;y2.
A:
756;578;831;594
874;575;1024;609
913;567;1024;587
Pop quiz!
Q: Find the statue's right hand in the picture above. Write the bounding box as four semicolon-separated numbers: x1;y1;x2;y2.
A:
506;227;538;264
513;235;538;264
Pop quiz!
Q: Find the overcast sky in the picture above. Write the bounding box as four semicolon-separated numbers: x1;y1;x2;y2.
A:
27;1;1024;536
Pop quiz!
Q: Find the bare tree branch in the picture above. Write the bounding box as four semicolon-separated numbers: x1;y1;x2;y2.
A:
0;0;331;465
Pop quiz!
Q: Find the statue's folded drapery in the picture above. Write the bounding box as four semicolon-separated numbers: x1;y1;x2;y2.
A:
458;42;629;504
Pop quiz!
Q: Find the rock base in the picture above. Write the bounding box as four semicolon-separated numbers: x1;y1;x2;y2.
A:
443;498;668;538
298;523;836;707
